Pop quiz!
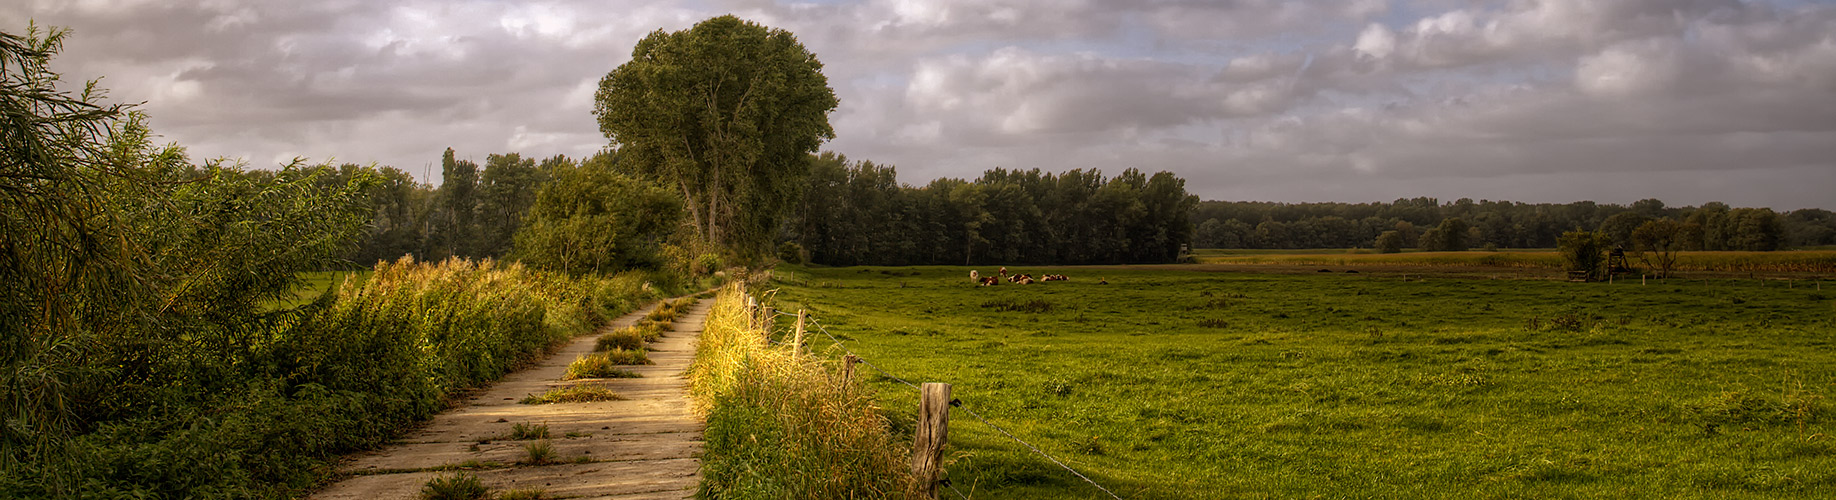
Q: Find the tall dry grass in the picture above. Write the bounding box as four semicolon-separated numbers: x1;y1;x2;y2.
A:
688;284;911;499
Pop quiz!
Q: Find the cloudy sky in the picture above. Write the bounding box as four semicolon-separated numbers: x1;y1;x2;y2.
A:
5;0;1834;209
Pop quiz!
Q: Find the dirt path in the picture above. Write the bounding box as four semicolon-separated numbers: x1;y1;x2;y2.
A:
312;298;710;500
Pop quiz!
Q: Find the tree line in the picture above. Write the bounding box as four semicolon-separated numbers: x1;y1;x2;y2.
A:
788;153;1199;266
1192;198;1835;251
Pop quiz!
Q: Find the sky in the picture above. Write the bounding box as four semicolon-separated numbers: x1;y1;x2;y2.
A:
4;0;1835;209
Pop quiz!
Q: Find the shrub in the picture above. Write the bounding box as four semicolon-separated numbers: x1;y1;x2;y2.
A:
1558;230;1612;281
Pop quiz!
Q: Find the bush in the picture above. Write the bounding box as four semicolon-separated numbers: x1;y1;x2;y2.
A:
1558;230;1612;281
778;242;807;265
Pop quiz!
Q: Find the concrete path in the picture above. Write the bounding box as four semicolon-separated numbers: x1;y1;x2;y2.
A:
312;299;710;500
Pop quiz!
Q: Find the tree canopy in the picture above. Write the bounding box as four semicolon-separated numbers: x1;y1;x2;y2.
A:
594;15;838;258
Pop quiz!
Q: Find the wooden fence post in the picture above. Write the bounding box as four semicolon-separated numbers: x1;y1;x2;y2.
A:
841;354;858;386
910;383;951;500
762;306;775;339
745;296;757;330
793;310;807;361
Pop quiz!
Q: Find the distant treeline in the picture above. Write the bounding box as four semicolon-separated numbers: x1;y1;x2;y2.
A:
290;148;584;267
1192;198;1835;251
317;152;1832;264
789;153;1198;266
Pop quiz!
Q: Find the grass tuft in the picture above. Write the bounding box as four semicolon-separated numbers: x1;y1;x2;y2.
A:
420;473;488;500
508;422;549;440
521;439;557;465
519;385;622;405
980;298;1054;313
565;353;643;379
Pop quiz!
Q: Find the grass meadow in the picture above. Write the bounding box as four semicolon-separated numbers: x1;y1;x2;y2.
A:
1191;249;1836;275
768;265;1836;499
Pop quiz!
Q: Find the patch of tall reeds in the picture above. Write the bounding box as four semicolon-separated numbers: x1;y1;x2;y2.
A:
17;257;673;498
688;284;910;499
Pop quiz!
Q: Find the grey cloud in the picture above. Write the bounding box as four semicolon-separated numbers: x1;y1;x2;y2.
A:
2;0;1830;209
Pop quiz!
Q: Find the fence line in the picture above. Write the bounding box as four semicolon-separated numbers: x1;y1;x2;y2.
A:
771;308;1124;500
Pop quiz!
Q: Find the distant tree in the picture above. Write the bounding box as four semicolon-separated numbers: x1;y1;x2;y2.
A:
595;15;838;259
435;148;480;258
1632;219;1699;278
1435;217;1469;251
1375;231;1404;253
1393;221;1421;248
1783;209;1836;248
1557;230;1612;282
1417;228;1444;252
1598;212;1650;249
477;152;547;257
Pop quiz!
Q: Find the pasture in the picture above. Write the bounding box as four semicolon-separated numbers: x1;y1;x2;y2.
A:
1191;249;1836;276
769;265;1835;498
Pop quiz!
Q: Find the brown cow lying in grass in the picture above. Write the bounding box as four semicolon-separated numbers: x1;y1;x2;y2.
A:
978;276;1000;286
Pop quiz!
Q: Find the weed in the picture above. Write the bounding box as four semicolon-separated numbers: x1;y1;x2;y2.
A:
596;328;646;351
981;299;1054;313
566;353;644;379
420;473;488;500
509;422;549;440
520;385;622;404
497;489;549;500
1197;318;1230;328
521;440;557;465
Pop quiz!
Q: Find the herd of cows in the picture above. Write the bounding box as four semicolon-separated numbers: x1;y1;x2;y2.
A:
970;267;1089;286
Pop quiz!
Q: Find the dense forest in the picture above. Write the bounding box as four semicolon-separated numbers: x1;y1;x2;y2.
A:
788;153;1199;266
1191;198;1836;251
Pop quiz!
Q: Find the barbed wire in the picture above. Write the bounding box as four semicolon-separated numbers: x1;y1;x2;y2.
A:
753;301;1124;500
805;315;922;392
943;478;970;500
953;401;1124;500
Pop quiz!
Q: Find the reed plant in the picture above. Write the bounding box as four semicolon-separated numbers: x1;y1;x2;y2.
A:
688;284;910;499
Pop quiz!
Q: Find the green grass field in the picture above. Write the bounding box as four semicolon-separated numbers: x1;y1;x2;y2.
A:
769;265;1836;499
269;271;368;310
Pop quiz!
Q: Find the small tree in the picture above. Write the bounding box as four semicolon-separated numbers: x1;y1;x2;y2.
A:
1417;228;1444;252
1375;231;1404;253
512;157;683;275
1632;219;1699;278
1436;217;1469;251
1557;230;1611;282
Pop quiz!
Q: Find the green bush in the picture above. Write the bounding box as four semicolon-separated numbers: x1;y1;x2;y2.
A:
1558;230;1612;282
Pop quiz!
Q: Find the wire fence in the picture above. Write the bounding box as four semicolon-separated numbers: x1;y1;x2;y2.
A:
767;307;1124;500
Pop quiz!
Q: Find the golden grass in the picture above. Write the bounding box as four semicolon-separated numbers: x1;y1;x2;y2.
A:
519;385;622;404
687;283;910;498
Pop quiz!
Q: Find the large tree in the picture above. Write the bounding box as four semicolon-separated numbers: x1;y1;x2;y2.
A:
594;15;838;257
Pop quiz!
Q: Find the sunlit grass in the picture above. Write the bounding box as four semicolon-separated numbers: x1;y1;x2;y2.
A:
771;264;1836;499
